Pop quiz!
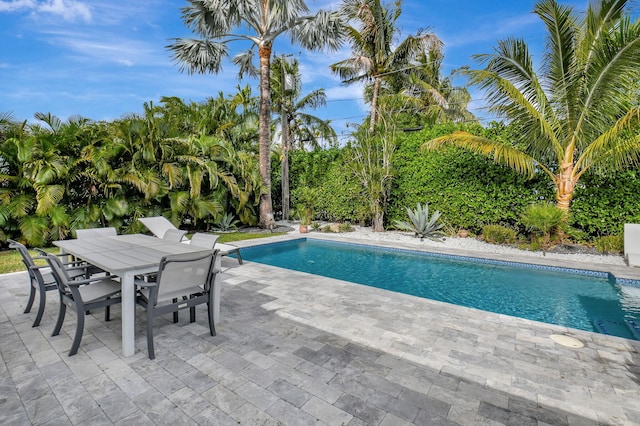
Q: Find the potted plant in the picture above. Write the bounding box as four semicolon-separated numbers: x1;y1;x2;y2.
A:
297;205;312;233
294;187;318;233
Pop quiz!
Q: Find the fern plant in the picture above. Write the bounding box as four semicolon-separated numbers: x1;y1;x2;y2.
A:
393;203;445;241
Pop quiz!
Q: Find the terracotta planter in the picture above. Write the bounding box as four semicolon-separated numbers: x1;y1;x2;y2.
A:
458;230;469;238
299;225;309;234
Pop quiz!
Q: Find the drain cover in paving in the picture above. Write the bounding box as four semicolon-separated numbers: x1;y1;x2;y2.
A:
550;334;584;348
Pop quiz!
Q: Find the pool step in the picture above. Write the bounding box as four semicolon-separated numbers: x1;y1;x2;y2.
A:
593;318;640;341
624;318;640;340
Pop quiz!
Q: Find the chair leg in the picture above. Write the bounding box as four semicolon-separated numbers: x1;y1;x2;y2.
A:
24;283;36;314
147;309;155;360
207;302;216;336
105;304;111;321
32;287;46;327
235;249;243;265
52;297;66;337
24;283;36;313
190;295;196;323
172;299;178;323
69;310;85;356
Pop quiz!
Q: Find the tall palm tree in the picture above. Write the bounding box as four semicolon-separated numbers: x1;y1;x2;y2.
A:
271;56;337;219
422;0;640;212
330;0;442;132
167;0;345;228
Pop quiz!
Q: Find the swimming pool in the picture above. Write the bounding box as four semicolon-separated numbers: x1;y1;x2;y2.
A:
239;238;640;341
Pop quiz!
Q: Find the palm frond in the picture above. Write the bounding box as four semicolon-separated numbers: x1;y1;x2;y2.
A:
422;131;541;179
575;107;640;174
166;39;228;75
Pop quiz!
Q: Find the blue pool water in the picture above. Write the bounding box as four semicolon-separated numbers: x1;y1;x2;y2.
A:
239;239;640;340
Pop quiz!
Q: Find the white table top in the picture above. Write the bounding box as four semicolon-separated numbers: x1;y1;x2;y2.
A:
53;234;211;275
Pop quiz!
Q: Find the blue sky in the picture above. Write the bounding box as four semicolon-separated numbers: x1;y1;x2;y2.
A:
1;0;590;140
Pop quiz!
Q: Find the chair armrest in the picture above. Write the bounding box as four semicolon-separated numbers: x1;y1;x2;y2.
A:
134;278;157;288
63;276;119;287
28;264;51;272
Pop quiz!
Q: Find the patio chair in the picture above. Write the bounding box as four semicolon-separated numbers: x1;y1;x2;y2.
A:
624;224;640;267
162;228;188;242
138;216;243;264
75;227;117;239
44;253;122;356
189;232;220;249
138;216;187;240
135;250;219;359
7;239;59;327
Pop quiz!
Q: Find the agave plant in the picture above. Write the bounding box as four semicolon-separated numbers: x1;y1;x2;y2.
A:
215;213;239;232
393;203;445;241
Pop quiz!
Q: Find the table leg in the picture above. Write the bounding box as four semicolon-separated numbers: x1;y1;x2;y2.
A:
121;271;136;357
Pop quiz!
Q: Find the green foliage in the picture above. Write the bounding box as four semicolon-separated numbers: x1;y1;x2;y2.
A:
215;213;239;231
288;148;364;223
389;123;551;233
338;222;355;232
393;202;444;240
482;225;517;244
521;203;566;236
296;205;312;225
594;235;623;254
0;92;263;246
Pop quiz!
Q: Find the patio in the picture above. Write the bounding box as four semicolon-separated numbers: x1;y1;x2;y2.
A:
1;235;640;425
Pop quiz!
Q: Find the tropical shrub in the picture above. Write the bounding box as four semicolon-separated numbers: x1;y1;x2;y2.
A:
338;222;355;233
482;225;517;245
594;235;623;254
521;202;566;251
393;203;444;241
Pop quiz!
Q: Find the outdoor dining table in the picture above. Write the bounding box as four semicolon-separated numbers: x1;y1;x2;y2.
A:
53;234;219;357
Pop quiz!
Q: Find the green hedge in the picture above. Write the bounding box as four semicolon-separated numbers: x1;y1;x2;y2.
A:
388;124;552;234
284;122;640;240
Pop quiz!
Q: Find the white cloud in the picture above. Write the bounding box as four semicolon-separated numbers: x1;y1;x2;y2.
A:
0;0;91;22
0;0;34;12
39;0;90;21
44;30;165;67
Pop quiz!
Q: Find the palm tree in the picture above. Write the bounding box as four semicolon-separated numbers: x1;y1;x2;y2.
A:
422;0;640;212
393;49;476;125
167;0;345;228
330;0;442;132
271;56;337;219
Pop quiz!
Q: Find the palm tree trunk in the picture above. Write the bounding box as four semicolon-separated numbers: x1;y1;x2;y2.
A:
555;160;575;211
281;116;290;220
258;43;274;228
369;76;381;132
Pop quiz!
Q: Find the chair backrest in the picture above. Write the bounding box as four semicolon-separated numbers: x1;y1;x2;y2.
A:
75;227;117;239
189;233;220;249
43;254;73;294
162;228;188;242
138;216;179;239
154;251;217;303
7;239;36;270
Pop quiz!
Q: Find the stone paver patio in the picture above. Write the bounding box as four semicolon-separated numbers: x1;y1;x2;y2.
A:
1;234;640;425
